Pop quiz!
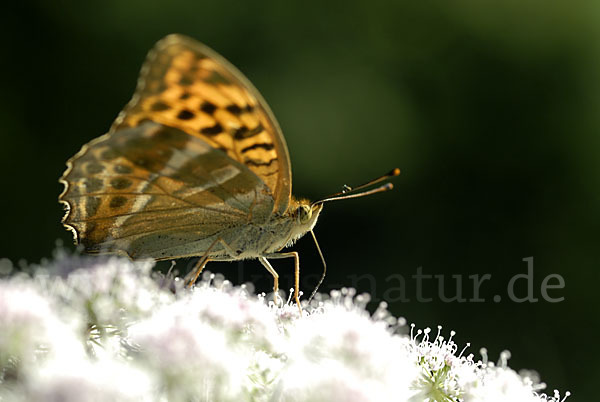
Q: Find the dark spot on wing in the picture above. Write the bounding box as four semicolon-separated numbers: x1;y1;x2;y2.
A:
86;162;104;174
110;177;132;190
241;143;275;153
100;149;119;160
200;101;217;115
180;92;191;100
201;123;223;135
85;196;101;217
177;110;195;120
84;177;103;193
109;196;127;209
233;123;264;140
225;104;243;115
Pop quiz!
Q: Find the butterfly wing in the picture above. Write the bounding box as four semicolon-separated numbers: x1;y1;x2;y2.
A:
59;121;274;259
113;34;292;215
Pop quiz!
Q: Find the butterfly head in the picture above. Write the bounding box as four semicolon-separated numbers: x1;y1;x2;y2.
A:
292;199;323;232
282;198;323;247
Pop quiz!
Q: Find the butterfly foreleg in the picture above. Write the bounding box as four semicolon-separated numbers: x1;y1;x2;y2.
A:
185;236;238;287
184;255;212;288
263;252;302;315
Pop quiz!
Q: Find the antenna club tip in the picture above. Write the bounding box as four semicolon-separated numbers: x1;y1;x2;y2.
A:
385;183;394;190
390;168;401;176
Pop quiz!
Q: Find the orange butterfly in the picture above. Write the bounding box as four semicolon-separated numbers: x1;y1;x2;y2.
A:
59;34;398;312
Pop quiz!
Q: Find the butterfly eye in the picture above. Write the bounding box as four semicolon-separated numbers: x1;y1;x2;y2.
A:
297;205;312;224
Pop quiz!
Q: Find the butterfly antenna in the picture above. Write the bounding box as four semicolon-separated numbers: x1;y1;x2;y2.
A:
308;168;400;302
308;230;326;303
311;168;400;206
334;168;400;197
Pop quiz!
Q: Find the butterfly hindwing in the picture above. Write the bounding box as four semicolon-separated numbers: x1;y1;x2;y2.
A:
60;122;274;259
112;34;292;215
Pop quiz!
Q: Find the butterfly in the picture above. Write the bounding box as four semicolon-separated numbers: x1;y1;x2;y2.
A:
59;34;398;312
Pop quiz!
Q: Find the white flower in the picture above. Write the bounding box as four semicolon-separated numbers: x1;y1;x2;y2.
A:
55;255;170;323
185;274;283;352
0;280;84;379
462;365;539;402
0;254;569;402
407;327;570;402
20;357;154;402
278;290;419;402
127;281;276;402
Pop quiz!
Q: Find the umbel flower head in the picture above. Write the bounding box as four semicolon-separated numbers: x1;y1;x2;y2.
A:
0;252;569;402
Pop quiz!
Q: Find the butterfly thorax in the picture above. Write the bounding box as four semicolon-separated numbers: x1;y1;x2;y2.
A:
227;198;322;259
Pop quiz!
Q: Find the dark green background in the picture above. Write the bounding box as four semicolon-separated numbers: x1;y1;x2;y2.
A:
3;1;598;399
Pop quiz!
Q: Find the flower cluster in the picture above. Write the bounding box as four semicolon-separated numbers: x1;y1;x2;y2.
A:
0;252;569;401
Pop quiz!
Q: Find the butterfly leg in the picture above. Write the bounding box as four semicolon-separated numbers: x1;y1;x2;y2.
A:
185;256;212;288
185;237;245;287
185;236;226;287
264;252;302;315
258;257;280;306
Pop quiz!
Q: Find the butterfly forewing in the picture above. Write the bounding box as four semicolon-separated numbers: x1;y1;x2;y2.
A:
112;34;292;214
60;122;274;259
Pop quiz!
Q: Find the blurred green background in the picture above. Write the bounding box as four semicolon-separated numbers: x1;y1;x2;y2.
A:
3;0;599;399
